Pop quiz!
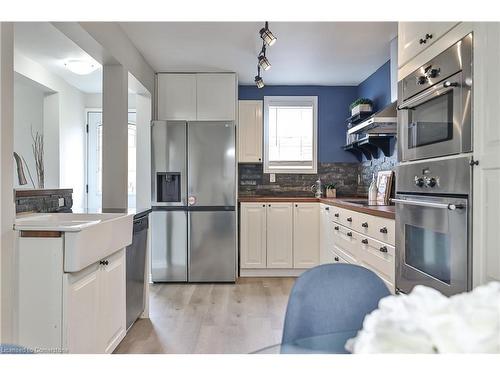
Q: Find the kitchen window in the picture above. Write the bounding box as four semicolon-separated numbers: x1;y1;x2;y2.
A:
263;96;318;174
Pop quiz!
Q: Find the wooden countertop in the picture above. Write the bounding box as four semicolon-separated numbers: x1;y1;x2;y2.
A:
238;196;395;220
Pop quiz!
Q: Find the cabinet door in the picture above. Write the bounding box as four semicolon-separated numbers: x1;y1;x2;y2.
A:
266;203;293;268
473;23;500;285
238;100;263;163
99;249;126;354
319;204;334;264
65;265;100;353
293;203;320;268
398;22;458;67
196;73;236;121
240;203;267;269
157;73;197;120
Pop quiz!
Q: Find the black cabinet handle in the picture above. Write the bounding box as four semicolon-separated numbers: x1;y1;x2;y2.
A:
346;217;352;222
334;257;339;262
295;204;298;207
334;213;339;217
334;226;339;231
268;204;271;207
325;207;329;211
379;246;388;253
100;260;109;266
361;222;368;228
361;239;368;244
262;204;265;207
347;232;353;237
380;227;388;234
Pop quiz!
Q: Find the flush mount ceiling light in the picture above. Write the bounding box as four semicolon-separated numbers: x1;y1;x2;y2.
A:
255;66;265;89
64;59;99;75
259;21;277;46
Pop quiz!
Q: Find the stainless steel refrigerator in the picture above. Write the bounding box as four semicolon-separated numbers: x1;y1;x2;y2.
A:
150;121;236;282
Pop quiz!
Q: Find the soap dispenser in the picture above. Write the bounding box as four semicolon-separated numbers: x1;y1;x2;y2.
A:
368;173;378;205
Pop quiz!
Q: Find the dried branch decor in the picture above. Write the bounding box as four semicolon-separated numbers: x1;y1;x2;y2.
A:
31;127;44;189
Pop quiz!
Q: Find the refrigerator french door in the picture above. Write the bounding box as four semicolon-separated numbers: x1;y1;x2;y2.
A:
151;120;236;283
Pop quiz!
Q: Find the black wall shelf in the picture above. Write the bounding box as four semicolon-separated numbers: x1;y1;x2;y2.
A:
343;134;395;162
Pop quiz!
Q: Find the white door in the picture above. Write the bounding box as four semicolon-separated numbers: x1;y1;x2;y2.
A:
398;22;458;67
238;100;263;163
156;73;197;121
293;203;320;268
319;204;334;264
266;203;293;268
196;73;236;121
99;250;126;354
65;265;100;353
473;23;500;285
86;111;137;210
240;203;267;269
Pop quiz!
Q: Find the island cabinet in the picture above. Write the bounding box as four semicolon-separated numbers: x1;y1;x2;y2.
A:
320;205;396;293
15;236;126;354
240;202;319;276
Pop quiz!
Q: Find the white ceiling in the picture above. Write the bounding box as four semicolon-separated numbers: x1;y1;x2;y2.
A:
120;22;398;86
14;22;103;93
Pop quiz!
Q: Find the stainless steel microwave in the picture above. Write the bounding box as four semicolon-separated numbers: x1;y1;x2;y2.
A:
397;34;472;162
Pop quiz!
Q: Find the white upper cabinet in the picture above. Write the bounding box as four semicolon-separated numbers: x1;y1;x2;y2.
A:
240;203;267;269
398;22;458;68
293;203;320;268
196;73;236;121
238;100;263;163
157;74;197;121
266;203;293;268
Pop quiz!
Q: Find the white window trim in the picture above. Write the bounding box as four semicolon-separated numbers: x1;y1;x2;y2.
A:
263;96;318;174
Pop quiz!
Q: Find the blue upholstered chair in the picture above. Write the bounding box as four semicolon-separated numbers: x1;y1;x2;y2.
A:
0;344;33;354
282;263;390;349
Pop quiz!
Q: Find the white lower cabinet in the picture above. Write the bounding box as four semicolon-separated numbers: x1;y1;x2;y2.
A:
266;203;294;268
240;203;267;268
16;236;126;354
293;203;320;268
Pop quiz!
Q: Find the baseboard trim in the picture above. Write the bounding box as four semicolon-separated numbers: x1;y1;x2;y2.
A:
239;269;308;277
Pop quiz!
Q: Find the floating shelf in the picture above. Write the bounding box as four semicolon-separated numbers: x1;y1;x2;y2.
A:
346;111;372;126
343;134;395;161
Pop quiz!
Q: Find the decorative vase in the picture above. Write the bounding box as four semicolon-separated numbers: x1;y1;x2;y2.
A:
326;188;337;198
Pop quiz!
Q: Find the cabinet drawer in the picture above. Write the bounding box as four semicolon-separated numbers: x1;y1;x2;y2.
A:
331;207;358;229
330;249;351;265
365;216;395;246
332;223;359;262
358;235;395;287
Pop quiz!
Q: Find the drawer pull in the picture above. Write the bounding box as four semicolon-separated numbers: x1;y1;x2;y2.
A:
361;239;368;244
99;260;109;266
334;213;339;217
379;246;388;253
380;227;388;234
346;217;352;222
334;226;339;231
361;222;368;228
347;232;353;237
334;257;339;262
325;207;330;211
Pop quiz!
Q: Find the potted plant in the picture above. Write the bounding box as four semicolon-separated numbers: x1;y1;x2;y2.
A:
349;98;373;116
325;183;338;198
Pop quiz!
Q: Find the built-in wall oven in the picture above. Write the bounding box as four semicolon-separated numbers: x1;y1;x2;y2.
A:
398;34;472;162
394;157;472;296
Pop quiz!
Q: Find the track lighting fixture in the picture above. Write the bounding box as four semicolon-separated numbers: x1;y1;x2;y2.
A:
255;66;264;89
258;46;271;71
259;21;277;46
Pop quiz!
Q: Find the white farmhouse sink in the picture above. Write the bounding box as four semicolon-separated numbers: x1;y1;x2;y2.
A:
15;213;133;272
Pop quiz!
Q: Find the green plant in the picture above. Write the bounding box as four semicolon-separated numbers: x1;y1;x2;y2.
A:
349;98;373;110
325;183;338;190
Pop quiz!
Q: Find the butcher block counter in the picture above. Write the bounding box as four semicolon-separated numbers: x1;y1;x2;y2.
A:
238;196;395;220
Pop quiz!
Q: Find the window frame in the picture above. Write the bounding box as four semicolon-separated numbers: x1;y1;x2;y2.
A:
263;95;318;174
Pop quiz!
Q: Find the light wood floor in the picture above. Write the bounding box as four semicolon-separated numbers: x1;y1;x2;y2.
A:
114;277;296;354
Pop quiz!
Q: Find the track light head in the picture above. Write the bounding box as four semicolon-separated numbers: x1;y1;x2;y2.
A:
255;75;265;89
259;22;277;46
258;54;271;71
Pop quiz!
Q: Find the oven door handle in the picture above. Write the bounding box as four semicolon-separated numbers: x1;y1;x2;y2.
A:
391;198;465;210
398;80;458;110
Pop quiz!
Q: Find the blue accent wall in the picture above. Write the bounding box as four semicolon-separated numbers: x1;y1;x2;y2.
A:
238;85;359;163
357;60;391;113
238;60;392;163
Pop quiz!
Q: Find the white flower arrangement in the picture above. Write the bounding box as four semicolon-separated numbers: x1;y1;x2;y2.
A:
346;282;500;353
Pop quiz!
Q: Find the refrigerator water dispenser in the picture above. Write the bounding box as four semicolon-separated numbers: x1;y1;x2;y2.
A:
156;172;181;202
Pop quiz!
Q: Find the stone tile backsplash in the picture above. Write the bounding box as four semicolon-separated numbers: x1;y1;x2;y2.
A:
15;189;74;214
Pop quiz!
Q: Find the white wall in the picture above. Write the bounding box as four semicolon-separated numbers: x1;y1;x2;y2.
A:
14;52;87;209
13;73;47;188
136;93;151;209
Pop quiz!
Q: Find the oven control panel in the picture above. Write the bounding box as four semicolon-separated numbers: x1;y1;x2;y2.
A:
414;175;439;188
